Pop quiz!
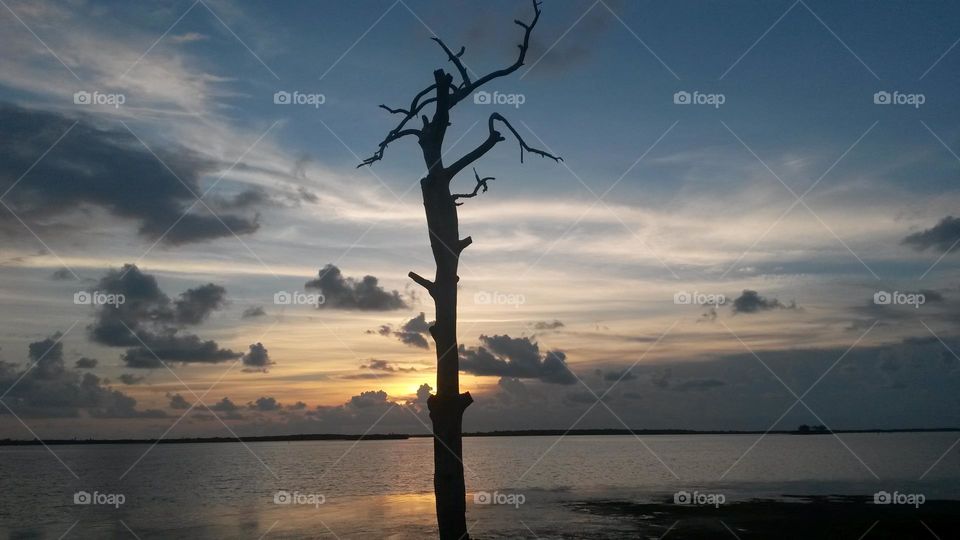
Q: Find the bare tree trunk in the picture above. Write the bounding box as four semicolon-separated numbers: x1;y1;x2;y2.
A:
358;7;556;537
421;173;473;540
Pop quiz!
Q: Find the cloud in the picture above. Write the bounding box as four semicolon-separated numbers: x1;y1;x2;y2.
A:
305;264;407;310
0;333;165;418
249;396;280;411
241;306;266;319
348;390;390;408
168;393;190;410
362;359;417;372
241;342;274;373
87;264;239;368
902;216;960;252
532;320;564;330
50;268;74;281
0;104;262;245
603;369;636;382
459;334;576;384
118;374;145;385
374;313;432;349
210;397;239;412
173;284;227;325
731;290;797;314
74;357;98;369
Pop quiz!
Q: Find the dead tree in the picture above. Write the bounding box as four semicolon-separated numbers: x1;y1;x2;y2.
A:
360;2;560;538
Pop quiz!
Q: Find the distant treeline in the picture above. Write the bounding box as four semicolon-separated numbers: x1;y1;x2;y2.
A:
0;433;409;446
2;427;957;446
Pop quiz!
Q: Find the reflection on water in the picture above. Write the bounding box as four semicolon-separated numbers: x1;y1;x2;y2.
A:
1;433;958;538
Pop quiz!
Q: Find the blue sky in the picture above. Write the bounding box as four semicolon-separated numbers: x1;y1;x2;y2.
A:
2;0;960;438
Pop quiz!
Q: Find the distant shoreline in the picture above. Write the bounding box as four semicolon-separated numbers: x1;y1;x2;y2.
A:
1;427;957;446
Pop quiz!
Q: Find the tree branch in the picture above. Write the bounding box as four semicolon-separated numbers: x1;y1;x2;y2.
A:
445;112;561;178
408;271;434;292
431;37;471;88
360;82;450;167
450;0;542;106
452;168;494;205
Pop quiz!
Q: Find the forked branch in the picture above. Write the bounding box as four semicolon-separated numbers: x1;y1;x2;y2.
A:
446;113;561;178
453;168;495;205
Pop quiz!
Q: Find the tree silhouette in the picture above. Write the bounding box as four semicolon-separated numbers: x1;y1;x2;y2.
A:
360;2;560;538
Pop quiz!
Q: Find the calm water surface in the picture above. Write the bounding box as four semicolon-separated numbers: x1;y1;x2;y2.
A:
1;433;958;538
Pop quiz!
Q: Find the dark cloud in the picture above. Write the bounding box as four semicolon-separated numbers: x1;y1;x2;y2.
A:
305;264;407;310
371;313;432;349
87;264;239;368
732;290;797;314
0;333;165;418
362;359;417;372
241;343;274;373
249;396;280;411
210;397;239;412
459;334;576;384
0;104;261;245
118;373;145;385
174;284;227;325
241;306;266;319
168;393;190;409
902;216;960;252
651;368;672;389
287;401;308;410
532;320;564;330
348;390;389;408
74;357;98;369
603;369;636;382
416;383;433;404
50;268;74;281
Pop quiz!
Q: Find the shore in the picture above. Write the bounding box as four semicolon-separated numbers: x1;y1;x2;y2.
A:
568;496;960;539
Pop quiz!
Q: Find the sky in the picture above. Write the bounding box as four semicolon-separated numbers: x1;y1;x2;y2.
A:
1;0;960;439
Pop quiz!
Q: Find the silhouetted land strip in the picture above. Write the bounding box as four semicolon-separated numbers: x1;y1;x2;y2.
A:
571;496;960;539
2;427;957;446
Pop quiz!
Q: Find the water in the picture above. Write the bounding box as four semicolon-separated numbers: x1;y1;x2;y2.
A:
2;433;958;538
